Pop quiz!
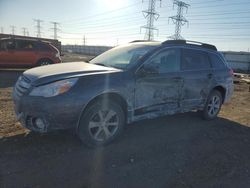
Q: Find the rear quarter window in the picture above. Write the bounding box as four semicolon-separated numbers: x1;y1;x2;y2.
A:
209;53;227;69
38;42;51;51
181;48;211;70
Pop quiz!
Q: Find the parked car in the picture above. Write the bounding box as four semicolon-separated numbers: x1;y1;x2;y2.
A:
12;40;234;147
0;37;61;67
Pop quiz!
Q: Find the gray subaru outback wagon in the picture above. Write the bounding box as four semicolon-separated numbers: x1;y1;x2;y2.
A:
13;40;234;147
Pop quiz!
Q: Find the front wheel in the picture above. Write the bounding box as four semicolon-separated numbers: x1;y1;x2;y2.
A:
202;90;222;120
77;100;125;147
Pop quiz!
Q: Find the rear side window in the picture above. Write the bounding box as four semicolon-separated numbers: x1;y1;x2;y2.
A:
209;53;226;69
38;42;51;51
182;49;211;70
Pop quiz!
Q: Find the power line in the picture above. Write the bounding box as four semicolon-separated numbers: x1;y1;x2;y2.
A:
34;19;43;38
63;13;143;27
141;0;162;41
169;0;190;40
62;2;141;24
63;17;144;30
10;25;16;35
187;16;250;21
191;1;250;9
186;10;250;16
50;21;60;40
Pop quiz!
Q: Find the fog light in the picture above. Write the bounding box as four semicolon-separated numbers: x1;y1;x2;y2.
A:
35;118;46;130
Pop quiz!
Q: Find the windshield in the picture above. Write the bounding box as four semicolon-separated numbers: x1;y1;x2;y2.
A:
90;43;157;70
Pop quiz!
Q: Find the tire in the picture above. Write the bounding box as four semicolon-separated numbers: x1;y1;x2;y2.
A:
77;99;125;147
37;59;52;66
202;90;222;120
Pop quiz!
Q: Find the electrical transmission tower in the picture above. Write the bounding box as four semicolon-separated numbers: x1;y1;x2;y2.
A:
10;25;16;35
21;27;28;36
50;22;60;40
1;27;4;33
141;0;161;41
169;0;189;40
34;19;43;38
83;35;86;46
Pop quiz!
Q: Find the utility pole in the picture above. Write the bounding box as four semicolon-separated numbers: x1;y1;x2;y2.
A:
34;19;43;38
169;0;189;40
21;27;28;36
10;25;16;35
50;21;60;40
141;0;161;41
0;27;4;33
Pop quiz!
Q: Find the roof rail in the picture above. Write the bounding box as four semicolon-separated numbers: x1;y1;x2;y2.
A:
129;40;151;43
162;40;217;51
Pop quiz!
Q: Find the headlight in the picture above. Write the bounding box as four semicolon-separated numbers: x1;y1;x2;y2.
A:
29;78;78;97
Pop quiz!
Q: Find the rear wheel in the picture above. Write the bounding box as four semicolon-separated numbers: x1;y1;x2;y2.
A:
202;90;222;120
77;100;125;147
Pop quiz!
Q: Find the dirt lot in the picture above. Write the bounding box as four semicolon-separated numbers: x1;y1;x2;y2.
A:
0;62;250;187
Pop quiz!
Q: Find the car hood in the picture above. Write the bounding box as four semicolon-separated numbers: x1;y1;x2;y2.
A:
23;62;122;86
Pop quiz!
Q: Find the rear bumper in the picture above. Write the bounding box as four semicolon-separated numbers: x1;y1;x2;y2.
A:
224;83;234;103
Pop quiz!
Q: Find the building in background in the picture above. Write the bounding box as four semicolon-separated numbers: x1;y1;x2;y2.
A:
222;51;250;72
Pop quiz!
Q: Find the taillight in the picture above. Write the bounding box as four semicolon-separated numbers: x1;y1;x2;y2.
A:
229;68;234;76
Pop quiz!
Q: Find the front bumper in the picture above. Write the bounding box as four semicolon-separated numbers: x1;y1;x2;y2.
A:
13;92;84;133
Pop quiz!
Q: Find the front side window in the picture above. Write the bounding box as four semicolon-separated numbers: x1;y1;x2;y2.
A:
90;43;157;70
5;40;15;50
145;48;181;73
182;49;211;70
0;40;7;50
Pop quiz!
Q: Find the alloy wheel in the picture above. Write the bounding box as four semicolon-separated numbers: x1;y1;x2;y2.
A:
207;95;221;117
88;109;119;142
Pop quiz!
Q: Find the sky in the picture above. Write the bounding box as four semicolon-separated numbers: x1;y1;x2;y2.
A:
0;0;250;51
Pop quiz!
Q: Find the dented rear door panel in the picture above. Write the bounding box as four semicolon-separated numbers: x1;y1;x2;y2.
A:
180;69;213;111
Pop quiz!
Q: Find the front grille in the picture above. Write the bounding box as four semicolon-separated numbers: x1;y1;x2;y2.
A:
14;75;31;97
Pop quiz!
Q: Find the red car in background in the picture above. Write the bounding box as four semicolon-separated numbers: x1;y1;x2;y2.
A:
0;38;61;67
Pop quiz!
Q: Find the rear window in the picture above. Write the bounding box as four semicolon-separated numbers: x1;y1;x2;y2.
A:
209;53;226;69
182;49;211;70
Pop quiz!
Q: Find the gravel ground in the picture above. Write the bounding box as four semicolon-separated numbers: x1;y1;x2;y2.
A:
0;66;250;188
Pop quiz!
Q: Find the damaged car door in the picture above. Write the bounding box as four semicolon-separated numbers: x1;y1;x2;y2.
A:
180;48;213;110
134;48;183;117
